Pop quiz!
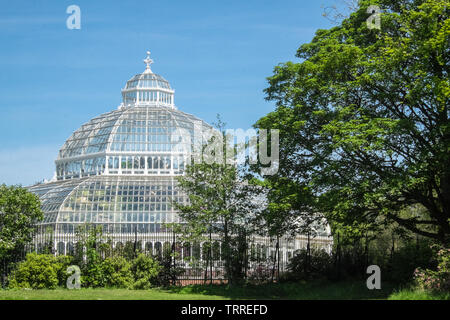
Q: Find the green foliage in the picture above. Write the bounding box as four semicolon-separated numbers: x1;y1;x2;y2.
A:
9;253;70;289
73;225;108;288
246;264;272;284
414;245;450;292
286;249;333;281
101;256;133;289
388;240;436;284
256;0;450;243
173;137;264;284
153;254;185;287
131;254;162;289
55;255;73;286
0;185;43;259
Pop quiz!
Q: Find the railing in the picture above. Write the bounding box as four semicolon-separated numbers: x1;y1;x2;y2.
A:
0;229;333;287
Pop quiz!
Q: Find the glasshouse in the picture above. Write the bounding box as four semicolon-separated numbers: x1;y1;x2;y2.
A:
28;52;333;279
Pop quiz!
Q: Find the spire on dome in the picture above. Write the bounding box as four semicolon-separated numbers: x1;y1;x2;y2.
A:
143;51;153;73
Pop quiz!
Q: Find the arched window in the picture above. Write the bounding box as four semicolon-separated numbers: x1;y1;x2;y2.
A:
212;241;220;261
145;242;153;255
183;242;191;260
155;242;162;257
57;242;65;255
193;242;201;260
163;241;171;258
67;242;74;256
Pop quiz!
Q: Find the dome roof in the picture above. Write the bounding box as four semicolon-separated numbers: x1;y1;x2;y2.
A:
57;106;209;160
121;51;175;107
55;51;211;181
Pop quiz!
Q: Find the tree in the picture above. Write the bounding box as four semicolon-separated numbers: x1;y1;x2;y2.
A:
257;0;450;243
251;177;326;281
173;117;264;284
173;162;263;284
73;224;109;287
0;185;43;260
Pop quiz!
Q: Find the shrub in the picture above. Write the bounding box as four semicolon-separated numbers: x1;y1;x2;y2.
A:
388;240;436;284
286;248;333;281
414;245;450;292
55;255;73;286
247;263;272;284
80;247;104;288
9;253;70;289
131;253;162;289
101;256;133;288
153;254;185;287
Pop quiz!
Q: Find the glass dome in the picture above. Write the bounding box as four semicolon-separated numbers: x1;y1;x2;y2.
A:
56;106;210;180
28;52;332;266
56;51;210;181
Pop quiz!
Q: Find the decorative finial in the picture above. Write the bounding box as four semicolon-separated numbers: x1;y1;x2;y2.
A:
143;50;153;73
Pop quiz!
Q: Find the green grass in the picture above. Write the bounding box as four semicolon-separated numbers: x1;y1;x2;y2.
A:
388;288;450;300
0;280;397;300
0;287;227;300
167;280;396;300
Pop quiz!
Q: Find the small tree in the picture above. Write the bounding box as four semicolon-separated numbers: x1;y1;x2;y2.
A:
131;253;162;289
73;224;108;287
174;162;262;284
173;115;264;284
0;185;43;260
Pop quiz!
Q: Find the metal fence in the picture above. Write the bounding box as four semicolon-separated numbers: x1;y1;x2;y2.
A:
1;227;333;287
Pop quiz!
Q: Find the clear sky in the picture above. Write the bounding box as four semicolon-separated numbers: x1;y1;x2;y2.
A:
0;0;337;186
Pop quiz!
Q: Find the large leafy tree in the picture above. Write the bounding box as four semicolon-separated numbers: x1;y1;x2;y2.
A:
256;0;449;243
0;185;43;259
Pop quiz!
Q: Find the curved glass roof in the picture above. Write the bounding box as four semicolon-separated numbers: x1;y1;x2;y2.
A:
58;110;123;158
58;106;209;160
29;175;181;226
58;50;209;161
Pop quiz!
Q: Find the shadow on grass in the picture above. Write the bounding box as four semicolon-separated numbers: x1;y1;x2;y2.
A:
165;280;396;300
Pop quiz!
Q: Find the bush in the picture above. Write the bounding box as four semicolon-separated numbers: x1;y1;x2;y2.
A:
80;248;104;288
101;256;133;288
9;253;70;289
153;254;185;287
247;263;272;284
414;245;450;292
131;253;162;289
388;240;436;284
55;255;74;286
286;248;333;281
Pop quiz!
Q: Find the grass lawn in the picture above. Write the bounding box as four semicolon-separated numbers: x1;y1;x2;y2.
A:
388;289;450;300
0;287;226;300
0;280;402;300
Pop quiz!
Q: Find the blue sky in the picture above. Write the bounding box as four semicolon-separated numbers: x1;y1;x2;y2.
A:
0;0;337;186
